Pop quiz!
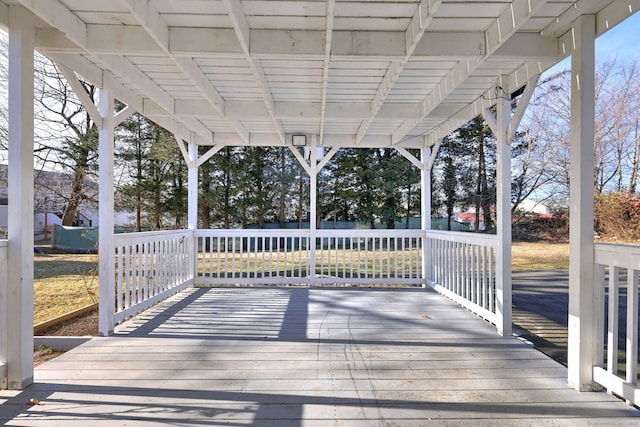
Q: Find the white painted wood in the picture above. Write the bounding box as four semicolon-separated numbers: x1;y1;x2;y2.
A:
567;14;597;392
626;269;638;396
309;137;318;287
589;245;640;405
0;237;8;388
57;63;102;128
98;85;116;337
187;141;198;230
112;230;193;324
607;265;620;382
11;0;638;154
495;86;512;337
420;146;431;287
6;6;34;390
193;229;423;287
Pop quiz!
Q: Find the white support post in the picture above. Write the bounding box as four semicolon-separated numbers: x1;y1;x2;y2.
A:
187;140;198;281
309;136;318;287
421;146;431;287
187;140;198;229
6;5;35;390
567;15;597;391
98;85;116;337
495;88;513;337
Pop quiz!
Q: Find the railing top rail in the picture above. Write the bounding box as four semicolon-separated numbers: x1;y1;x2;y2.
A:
594;242;640;269
114;229;193;245
194;228;424;237
426;229;499;247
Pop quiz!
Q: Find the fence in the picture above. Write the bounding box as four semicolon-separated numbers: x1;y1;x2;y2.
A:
113;230;193;324
592;243;640;406
425;230;499;325
194;229;424;287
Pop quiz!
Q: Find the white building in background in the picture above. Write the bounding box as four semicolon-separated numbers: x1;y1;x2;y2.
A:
518;199;550;215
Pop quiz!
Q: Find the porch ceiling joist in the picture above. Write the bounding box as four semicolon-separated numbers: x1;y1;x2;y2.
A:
1;0;637;151
221;0;285;144
34;25;498;60
354;0;443;145
120;0;251;143
391;0;548;146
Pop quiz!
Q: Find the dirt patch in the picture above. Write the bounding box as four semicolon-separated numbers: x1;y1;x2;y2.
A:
35;309;99;337
34;310;99;365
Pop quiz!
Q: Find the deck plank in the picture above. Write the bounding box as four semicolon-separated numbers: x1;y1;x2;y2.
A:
1;287;639;426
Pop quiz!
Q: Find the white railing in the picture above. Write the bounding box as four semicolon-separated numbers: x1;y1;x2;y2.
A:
113;230;193;323
0;239;7;389
194;229;424;287
593;243;640;406
425;230;499;325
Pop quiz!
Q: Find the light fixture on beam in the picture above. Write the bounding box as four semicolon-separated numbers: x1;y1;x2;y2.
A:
292;134;307;146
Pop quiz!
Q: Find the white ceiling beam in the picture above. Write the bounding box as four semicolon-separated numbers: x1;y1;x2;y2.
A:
34;24;494;60
146;98;426;122
0;1;7;27
356;0;444;145
121;0;250;143
319;0;336;147
17;2;209;144
493;33;559;60
392;0;548;146
17;0;87;50
222;0;286;145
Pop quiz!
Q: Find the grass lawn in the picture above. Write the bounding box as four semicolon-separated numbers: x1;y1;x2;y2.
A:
511;241;569;271
33;252;98;324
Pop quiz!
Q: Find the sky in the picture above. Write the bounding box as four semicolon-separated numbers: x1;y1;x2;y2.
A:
545;11;640;75
597;11;640;59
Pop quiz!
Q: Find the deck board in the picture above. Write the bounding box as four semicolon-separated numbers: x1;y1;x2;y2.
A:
2;287;639;426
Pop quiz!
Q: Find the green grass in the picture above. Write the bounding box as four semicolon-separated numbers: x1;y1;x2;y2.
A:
33;252;98;324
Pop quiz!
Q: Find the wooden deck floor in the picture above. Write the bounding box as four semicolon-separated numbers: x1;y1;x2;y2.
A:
2;287;639;426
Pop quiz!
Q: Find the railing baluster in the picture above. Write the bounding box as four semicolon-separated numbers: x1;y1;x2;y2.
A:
626;267;638;392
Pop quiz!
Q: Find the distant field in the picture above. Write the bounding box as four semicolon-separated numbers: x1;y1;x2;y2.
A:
33;241;570;323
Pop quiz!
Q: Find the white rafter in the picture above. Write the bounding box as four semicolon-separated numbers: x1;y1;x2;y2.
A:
222;0;285;144
120;0;250;144
355;0;444;145
392;0;548;146
319;0;336;146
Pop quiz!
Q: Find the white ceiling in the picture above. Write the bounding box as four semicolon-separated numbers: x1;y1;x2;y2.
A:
1;0;638;149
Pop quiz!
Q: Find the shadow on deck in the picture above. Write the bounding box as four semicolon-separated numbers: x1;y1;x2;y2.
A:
1;286;639;426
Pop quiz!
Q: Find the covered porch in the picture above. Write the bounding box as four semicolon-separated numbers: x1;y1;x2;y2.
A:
1;0;640;421
3;286;640;425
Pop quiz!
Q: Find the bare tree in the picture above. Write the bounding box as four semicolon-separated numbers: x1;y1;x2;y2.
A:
523;57;640;205
32;53;99;225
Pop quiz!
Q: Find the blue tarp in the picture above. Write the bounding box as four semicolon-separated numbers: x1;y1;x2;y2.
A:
52;225;98;253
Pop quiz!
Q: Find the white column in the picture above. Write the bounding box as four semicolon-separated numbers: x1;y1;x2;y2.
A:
98;86;116;337
6;6;35;390
495;90;513;337
187;141;198;281
309;136;318;287
567;15;597;391
421;146;431;287
187;141;198;230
